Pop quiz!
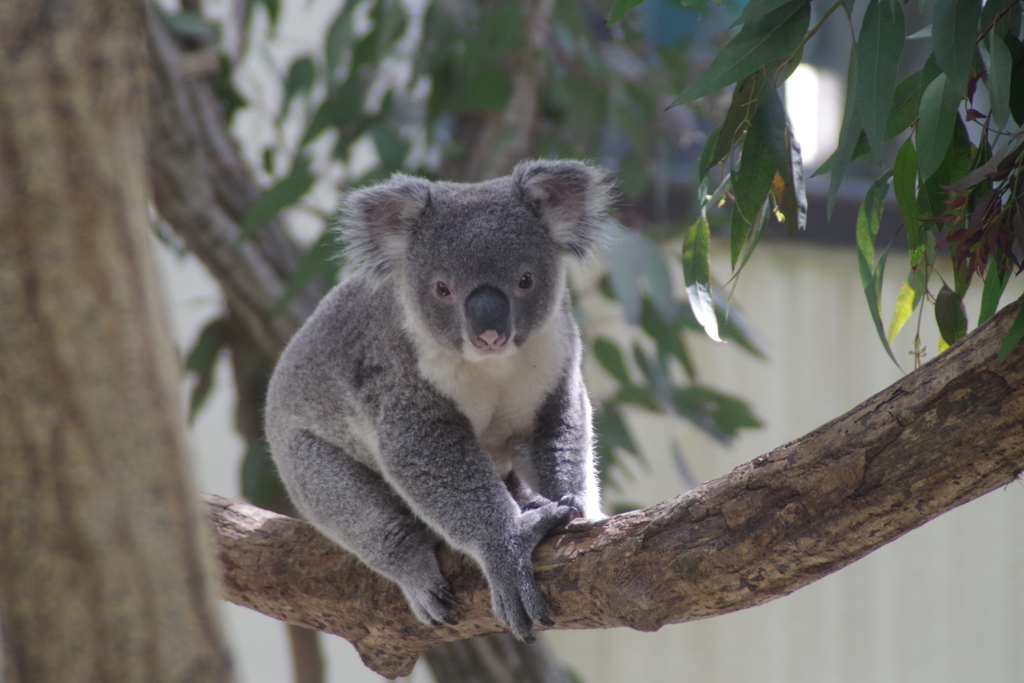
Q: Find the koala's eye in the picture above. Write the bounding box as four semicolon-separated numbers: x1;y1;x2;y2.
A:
518;273;534;290
435;281;452;298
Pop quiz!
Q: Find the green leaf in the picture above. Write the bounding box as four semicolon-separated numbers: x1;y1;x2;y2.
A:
671;0;810;106
594;338;631;385
988;32;1014;129
240;441;285;509
682;217;722;342
997;301;1024;363
933;0;982;95
935;283;968;346
325;1;359;83
161;11;220;43
813;70;922;177
979;258;1011;326
856;0;905;158
275;230;340;314
827;46;862;217
371;123;410;172
672;386;762;443
892;138;922;252
608;228;674;323
732;0;802;27
758;88;806;234
856;172;901;366
238;154;316;242
280;57;316;120
640;299;696;380
887;265;926;344
916;73;962;180
731;108;779;266
709;73;767;173
184;318;229;422
1007;34;1024;126
608;0;645;25
886;71;925;138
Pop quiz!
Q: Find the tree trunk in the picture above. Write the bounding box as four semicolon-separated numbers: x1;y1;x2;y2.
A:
0;2;233;682
203;300;1024;678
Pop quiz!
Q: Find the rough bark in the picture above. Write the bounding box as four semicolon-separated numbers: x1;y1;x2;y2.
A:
0;2;233;681
204;300;1024;678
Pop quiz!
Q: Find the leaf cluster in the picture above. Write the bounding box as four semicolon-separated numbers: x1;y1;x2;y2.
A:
614;0;1024;367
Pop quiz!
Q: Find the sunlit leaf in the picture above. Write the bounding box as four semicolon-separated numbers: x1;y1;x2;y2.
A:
935;284;968;346
933;0;982;95
916;73;961;180
682;216;722;342
887;266;925;344
856;0;905;158
671;0;810;106
856;172;900;366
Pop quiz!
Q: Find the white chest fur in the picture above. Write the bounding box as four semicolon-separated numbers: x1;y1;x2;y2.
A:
413;312;569;470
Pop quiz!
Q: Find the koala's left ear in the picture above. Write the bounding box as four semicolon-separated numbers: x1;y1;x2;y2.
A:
513;159;615;260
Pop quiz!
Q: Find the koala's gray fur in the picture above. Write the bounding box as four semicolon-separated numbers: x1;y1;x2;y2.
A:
265;159;613;642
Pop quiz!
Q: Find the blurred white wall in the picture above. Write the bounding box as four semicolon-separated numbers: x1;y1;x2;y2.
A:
158;237;1024;683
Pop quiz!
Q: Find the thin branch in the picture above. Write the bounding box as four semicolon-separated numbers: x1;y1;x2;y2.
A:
205;301;1024;678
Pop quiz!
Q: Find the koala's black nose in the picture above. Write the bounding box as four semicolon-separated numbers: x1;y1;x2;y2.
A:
465;285;510;347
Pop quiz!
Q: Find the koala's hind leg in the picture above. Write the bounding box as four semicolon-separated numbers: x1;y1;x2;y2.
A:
277;430;457;626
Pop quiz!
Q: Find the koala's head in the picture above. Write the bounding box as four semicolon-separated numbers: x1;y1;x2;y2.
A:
338;160;614;361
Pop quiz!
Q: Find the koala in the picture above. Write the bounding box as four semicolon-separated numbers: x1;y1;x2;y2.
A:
264;159;612;642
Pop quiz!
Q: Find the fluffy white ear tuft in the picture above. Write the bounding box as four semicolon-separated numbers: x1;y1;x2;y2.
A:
513;159;615;260
335;174;431;282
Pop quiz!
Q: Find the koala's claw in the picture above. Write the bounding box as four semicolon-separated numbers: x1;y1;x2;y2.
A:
538;615;554;627
435;585;459;606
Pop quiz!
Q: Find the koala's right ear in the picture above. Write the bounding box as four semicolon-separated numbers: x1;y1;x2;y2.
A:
336;174;431;281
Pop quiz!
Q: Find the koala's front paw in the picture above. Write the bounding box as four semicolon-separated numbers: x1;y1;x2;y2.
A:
485;502;575;643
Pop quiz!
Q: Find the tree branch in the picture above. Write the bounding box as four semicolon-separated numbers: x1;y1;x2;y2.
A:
204;301;1024;678
146;5;320;360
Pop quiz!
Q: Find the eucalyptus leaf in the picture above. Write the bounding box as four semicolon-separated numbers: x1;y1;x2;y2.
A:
893;138;922;253
608;0;645;25
671;0;810;106
935;284;968;346
988;32;1014;129
856;172;900;366
916;73;961;180
933;0;982;95
238;154;315;242
682;217;722;342
856;0;905;158
594;338;632;386
997;301;1024;363
827;46;862;217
